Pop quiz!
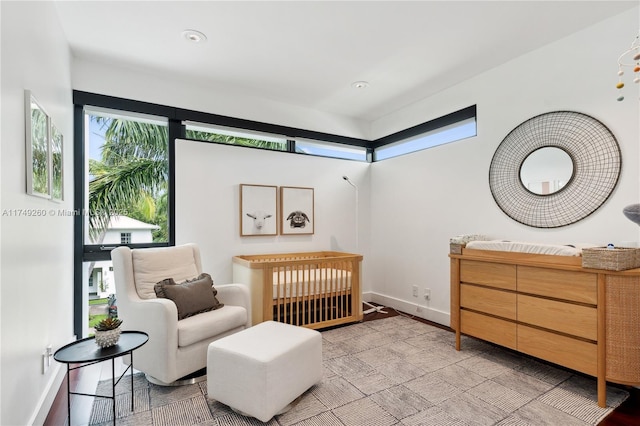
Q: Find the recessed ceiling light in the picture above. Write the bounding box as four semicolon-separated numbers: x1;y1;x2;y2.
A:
351;81;369;89
182;29;207;43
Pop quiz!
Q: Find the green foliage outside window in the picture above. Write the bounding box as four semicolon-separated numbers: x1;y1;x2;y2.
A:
88;117;169;242
186;129;286;151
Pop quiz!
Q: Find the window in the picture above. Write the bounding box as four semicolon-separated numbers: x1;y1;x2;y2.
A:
372;105;477;161
295;138;368;161
76;95;175;338
184;122;288;151
184;122;371;161
84;107;170;245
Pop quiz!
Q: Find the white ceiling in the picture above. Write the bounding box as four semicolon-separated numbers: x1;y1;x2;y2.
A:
54;1;637;122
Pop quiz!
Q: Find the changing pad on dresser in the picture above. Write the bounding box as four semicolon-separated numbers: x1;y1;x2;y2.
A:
465;240;584;256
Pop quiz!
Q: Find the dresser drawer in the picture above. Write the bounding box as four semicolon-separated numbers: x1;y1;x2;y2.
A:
461;310;516;350
517;294;597;341
460;260;516;290
517;266;597;304
461;284;516;320
517;324;597;376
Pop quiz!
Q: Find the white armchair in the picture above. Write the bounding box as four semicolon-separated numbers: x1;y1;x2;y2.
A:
111;243;251;385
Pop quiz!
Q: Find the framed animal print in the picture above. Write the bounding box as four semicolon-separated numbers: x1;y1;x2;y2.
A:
240;184;278;236
280;186;314;235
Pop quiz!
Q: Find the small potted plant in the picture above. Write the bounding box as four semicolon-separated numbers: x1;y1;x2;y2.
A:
94;317;123;348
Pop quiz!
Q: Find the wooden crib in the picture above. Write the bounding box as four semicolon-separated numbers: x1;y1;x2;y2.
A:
232;251;363;329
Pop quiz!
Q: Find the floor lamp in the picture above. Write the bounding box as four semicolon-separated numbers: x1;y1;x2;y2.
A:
342;176;387;315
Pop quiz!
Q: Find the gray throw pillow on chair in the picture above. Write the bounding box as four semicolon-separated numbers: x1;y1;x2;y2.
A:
154;273;224;320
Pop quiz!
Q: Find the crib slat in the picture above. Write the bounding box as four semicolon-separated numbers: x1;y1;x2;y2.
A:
272;265;279;323
339;264;344;320
340;261;345;319
343;261;350;317
331;263;337;321
330;266;335;322
285;265;291;325
264;265;274;323
295;265;302;326
317;265;324;323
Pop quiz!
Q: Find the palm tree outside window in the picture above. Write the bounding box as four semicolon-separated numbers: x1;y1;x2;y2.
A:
85;108;169;244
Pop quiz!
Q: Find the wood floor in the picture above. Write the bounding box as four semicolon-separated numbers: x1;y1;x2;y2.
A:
45;304;640;426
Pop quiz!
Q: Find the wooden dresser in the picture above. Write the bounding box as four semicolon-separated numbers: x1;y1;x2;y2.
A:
450;248;640;407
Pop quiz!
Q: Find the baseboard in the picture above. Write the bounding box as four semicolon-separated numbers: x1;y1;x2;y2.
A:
28;362;65;426
362;291;450;327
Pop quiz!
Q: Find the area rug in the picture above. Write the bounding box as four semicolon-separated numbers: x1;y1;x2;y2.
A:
89;316;628;426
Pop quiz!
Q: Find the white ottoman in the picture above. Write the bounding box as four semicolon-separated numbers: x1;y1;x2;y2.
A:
207;321;323;422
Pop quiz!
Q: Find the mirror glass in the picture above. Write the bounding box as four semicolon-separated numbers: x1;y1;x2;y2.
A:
519;147;573;195
28;93;50;197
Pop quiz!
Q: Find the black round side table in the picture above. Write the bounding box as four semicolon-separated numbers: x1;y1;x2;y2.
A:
54;330;148;425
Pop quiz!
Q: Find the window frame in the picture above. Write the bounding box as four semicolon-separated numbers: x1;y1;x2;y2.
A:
83;106;172;246
371;105;477;161
73;92;179;336
120;232;132;244
183;121;289;152
294;137;370;161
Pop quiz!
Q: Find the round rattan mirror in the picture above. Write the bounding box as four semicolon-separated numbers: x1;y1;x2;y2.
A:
489;111;621;228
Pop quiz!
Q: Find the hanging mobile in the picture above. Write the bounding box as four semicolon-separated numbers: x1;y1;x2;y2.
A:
616;32;640;101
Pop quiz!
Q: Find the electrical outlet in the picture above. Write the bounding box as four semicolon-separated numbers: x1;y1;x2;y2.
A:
412;285;419;297
42;352;48;374
424;288;431;301
42;345;53;374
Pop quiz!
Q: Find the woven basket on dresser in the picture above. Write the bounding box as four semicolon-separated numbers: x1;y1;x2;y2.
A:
582;247;640;271
449;243;465;254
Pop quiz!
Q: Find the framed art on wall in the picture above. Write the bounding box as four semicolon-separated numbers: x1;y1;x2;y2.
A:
25;90;50;198
25;89;64;201
280;186;314;235
240;184;278;236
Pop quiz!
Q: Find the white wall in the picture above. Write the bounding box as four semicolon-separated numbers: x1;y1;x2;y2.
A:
0;2;74;425
102;228;154;245
368;8;640;325
87;261;116;298
174;142;372;290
